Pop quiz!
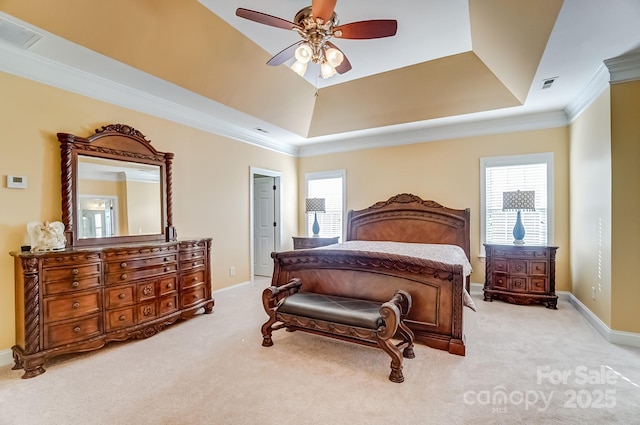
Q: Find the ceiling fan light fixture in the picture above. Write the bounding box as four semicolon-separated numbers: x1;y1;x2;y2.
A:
325;47;344;67
292;60;308;77
320;62;337;79
294;43;313;64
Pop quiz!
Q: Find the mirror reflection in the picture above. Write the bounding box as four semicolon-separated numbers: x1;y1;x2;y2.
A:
77;156;162;239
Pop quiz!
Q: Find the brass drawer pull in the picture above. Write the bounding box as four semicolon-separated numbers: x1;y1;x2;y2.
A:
120;262;127;268
142;285;153;295
72;302;80;309
120;274;128;280
71;268;79;275
192;276;198;282
164;267;171;272
73;326;81;333
167;302;173;308
166;283;173;289
118;293;126;299
119;315;126;321
192;262;197;267
71;281;79;288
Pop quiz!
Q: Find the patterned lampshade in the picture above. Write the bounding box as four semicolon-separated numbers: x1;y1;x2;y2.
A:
502;191;535;211
305;198;326;213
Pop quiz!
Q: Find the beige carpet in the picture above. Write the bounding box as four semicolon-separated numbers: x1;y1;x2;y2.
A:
1;278;639;425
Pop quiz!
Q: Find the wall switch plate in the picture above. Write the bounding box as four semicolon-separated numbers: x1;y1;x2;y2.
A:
7;175;28;189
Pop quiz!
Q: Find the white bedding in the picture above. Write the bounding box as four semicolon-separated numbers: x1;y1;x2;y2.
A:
319;240;472;277
317;240;476;311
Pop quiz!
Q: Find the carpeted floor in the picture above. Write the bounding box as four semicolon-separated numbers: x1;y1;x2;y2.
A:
1;278;639;425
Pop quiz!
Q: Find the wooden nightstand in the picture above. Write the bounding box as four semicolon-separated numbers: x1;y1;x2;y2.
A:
292;236;340;250
483;243;558;309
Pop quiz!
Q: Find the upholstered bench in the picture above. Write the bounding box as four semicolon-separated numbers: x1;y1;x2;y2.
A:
261;278;415;383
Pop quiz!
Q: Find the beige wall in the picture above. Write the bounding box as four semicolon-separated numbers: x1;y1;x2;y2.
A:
298;127;571;288
0;71;298;352
569;88;612;325
610;79;640;333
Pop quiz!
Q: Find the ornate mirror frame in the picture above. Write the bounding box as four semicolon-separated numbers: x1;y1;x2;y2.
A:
57;124;177;247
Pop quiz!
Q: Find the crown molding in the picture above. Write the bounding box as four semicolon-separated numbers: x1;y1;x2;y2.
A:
604;48;640;84
565;63;610;123
0;36;299;157
298;110;569;157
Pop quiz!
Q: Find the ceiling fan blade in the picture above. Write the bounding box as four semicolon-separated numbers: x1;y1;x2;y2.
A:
312;0;337;23
236;8;301;31
334;20;398;39
267;41;303;66
325;42;351;74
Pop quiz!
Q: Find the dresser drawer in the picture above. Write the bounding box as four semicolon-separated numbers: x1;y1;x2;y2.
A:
181;285;206;308
43;291;101;323
44;314;102;349
105;254;178;273
179;248;206;262
180;257;206;273
105;284;135;309
43;263;101;282
181;270;205;290
105;264;177;285
44;275;101;296
138;301;157;323
106;307;136;332
159;295;179;316
137;281;157;301
159;276;177;296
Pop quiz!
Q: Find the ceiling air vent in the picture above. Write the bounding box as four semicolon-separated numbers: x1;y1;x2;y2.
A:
0;16;43;49
254;127;269;134
541;77;558;90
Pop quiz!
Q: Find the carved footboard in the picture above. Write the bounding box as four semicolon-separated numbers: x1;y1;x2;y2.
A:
271;248;467;356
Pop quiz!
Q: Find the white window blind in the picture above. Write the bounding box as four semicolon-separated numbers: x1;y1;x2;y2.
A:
481;153;554;251
306;171;344;238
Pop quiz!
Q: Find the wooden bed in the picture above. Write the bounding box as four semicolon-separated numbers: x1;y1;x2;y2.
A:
270;193;473;355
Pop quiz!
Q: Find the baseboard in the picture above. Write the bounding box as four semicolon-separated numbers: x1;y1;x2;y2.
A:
0;348;13;368
559;290;640;349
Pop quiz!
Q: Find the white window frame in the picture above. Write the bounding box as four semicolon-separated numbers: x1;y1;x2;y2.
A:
304;170;346;240
480;153;554;256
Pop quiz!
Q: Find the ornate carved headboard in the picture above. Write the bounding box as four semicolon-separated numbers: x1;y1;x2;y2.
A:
345;193;471;261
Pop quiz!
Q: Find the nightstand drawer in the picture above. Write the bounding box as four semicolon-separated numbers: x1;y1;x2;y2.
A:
508;260;528;276
530;278;548;293
509;277;528;293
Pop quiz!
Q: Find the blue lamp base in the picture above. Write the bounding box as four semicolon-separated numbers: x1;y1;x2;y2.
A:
512;210;525;245
312;212;320;237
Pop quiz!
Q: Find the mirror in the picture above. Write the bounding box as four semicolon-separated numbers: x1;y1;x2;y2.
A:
57;124;176;247
77;156;162;239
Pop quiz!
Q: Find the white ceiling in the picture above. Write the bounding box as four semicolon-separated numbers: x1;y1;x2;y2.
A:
1;0;640;156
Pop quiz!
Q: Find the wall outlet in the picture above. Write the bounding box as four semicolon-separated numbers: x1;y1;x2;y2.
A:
229;266;235;276
591;286;596;300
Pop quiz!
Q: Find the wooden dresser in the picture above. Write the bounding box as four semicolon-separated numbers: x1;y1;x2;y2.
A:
292;236;340;249
10;239;213;378
483;243;558;309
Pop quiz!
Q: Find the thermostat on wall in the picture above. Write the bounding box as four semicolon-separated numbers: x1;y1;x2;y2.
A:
7;175;28;189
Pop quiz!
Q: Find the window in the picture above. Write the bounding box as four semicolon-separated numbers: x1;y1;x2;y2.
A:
305;170;345;239
480;153;554;254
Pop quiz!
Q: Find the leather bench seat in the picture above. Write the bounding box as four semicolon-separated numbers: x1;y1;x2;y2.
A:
277;293;384;329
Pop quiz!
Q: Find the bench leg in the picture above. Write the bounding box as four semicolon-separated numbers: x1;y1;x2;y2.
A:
261;316;278;347
377;338;404;383
398;321;415;359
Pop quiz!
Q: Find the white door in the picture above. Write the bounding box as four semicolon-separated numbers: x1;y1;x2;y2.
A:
254;176;276;276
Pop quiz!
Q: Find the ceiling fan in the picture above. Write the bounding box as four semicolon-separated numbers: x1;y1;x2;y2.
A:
236;0;398;79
